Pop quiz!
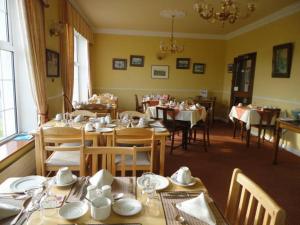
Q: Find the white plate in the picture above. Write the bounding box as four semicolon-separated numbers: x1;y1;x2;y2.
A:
112;198;142;216
10;176;47;193
154;127;167;133
54;175;77;187
137;175;169;191
106;124;117;128
96;127;113;133
170;176;197;187
59;202;88;220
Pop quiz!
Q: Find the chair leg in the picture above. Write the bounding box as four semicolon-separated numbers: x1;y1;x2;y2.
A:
206;126;210;146
257;126;262;148
203;127;207;152
193;129;196;142
262;128;266;142
170;132;175;154
233;119;237;138
246;129;251;147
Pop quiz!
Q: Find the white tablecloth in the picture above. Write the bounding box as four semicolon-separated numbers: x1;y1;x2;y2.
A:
146;106;206;128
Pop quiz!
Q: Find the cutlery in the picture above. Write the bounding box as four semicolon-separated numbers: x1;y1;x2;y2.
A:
10;197;32;225
113;192;124;201
79;177;90;200
83;196;96;207
172;202;188;225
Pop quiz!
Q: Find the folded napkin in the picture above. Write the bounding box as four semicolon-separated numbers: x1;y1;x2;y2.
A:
190;105;197;110
89;169;113;188
0;202;21;220
176;192;216;225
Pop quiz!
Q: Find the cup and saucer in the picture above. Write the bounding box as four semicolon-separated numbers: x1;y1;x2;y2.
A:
54;167;77;187
170;167;197;187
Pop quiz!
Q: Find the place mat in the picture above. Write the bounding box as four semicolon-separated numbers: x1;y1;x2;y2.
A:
66;177;136;203
160;191;228;225
111;177;136;199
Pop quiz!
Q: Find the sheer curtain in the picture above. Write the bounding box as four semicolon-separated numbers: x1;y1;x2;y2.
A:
18;0;48;124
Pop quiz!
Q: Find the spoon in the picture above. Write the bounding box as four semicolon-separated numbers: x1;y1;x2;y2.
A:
11;197;32;225
113;192;124;201
84;196;96;207
172;202;188;225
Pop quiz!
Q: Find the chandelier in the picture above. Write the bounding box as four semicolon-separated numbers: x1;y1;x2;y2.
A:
193;0;255;25
160;10;185;54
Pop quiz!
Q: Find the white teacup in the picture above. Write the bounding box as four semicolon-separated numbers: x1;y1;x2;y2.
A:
55;113;63;121
95;122;102;130
176;167;192;184
91;197;111;221
105;115;112;124
99;117;106;125
56;167;73;185
85;122;94;131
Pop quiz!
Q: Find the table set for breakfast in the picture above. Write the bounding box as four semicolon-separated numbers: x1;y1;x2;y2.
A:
0;167;228;225
33;115;170;176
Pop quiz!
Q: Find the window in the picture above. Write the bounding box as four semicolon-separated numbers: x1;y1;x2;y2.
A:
72;30;89;103
0;0;17;141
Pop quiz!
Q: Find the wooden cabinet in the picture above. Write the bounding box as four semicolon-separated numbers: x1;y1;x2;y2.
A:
230;52;257;108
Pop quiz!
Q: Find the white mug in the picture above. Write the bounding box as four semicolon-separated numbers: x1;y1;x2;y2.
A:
91;197;111;221
176;167;192;184
56;167;73;185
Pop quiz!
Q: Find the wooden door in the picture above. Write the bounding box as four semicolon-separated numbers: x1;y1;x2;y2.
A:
230;52;257;107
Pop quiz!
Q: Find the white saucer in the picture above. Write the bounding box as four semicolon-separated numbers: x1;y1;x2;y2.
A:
10;176;47;193
96;127;113;133
170;176;197;187
137;175;169;191
112;198;142;216
154;127;167;133
59;202;88;220
55;175;77;187
106;124;117;128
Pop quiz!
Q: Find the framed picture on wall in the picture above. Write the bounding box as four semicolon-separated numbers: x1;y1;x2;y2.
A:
176;58;190;69
130;55;144;67
151;65;169;79
112;58;127;70
46;49;59;77
193;63;205;74
272;43;293;78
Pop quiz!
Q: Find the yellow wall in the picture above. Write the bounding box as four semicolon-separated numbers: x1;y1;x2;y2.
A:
222;12;300;150
91;34;226;114
44;0;63;118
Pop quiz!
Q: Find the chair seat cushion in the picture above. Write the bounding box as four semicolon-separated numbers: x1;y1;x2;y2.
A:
115;152;150;166
46;151;80;166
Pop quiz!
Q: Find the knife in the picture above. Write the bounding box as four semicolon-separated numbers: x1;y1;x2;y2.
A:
10;197;32;225
79;177;90;200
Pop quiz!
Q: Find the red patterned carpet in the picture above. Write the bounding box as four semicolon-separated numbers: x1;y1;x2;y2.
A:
164;121;300;225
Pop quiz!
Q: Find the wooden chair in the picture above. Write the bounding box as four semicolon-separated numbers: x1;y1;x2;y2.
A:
84;146;150;176
135;94;143;113
70;110;97;118
156;107;189;153
191;107;212;151
251;108;281;147
112;128;155;175
39;127;86;176
225;168;285;225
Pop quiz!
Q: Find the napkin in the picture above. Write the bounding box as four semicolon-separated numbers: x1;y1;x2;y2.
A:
74;115;84;123
176;193;216;225
0;202;21;220
89;169;113;188
190;105;197;110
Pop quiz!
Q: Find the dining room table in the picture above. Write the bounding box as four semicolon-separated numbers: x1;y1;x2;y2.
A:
32;119;170;176
145;105;207;128
0;175;228;225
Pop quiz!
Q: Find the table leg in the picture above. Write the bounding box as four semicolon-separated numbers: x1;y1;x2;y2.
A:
233;119;237;138
159;136;166;176
273;127;281;164
92;136;98;174
246;129;251;147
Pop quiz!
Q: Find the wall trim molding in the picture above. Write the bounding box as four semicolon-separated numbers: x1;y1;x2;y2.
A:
93;2;300;41
253;95;300;106
47;93;63;101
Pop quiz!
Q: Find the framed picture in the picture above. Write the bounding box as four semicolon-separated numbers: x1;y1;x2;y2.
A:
176;58;190;69
227;64;233;73
193;63;205;74
130;55;144;67
112;58;127;70
272;43;293;78
46;49;59;77
151;65;169;79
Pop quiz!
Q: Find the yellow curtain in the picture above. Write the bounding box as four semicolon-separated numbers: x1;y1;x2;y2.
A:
60;0;94;112
24;0;48;124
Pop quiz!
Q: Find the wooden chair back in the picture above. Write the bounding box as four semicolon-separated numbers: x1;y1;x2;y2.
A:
39;127;85;176
70;110;97;118
225;168;285;225
156;107;177;129
259;108;281;126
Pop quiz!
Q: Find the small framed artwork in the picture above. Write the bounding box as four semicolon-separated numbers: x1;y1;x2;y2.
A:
130;55;144;67
227;64;233;73
193;63;205;74
176;58;190;69
151;65;169;79
46;49;59;77
272;43;293;78
112;58;127;70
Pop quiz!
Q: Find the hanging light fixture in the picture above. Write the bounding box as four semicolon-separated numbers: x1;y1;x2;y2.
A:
193;0;255;25
160;10;185;54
